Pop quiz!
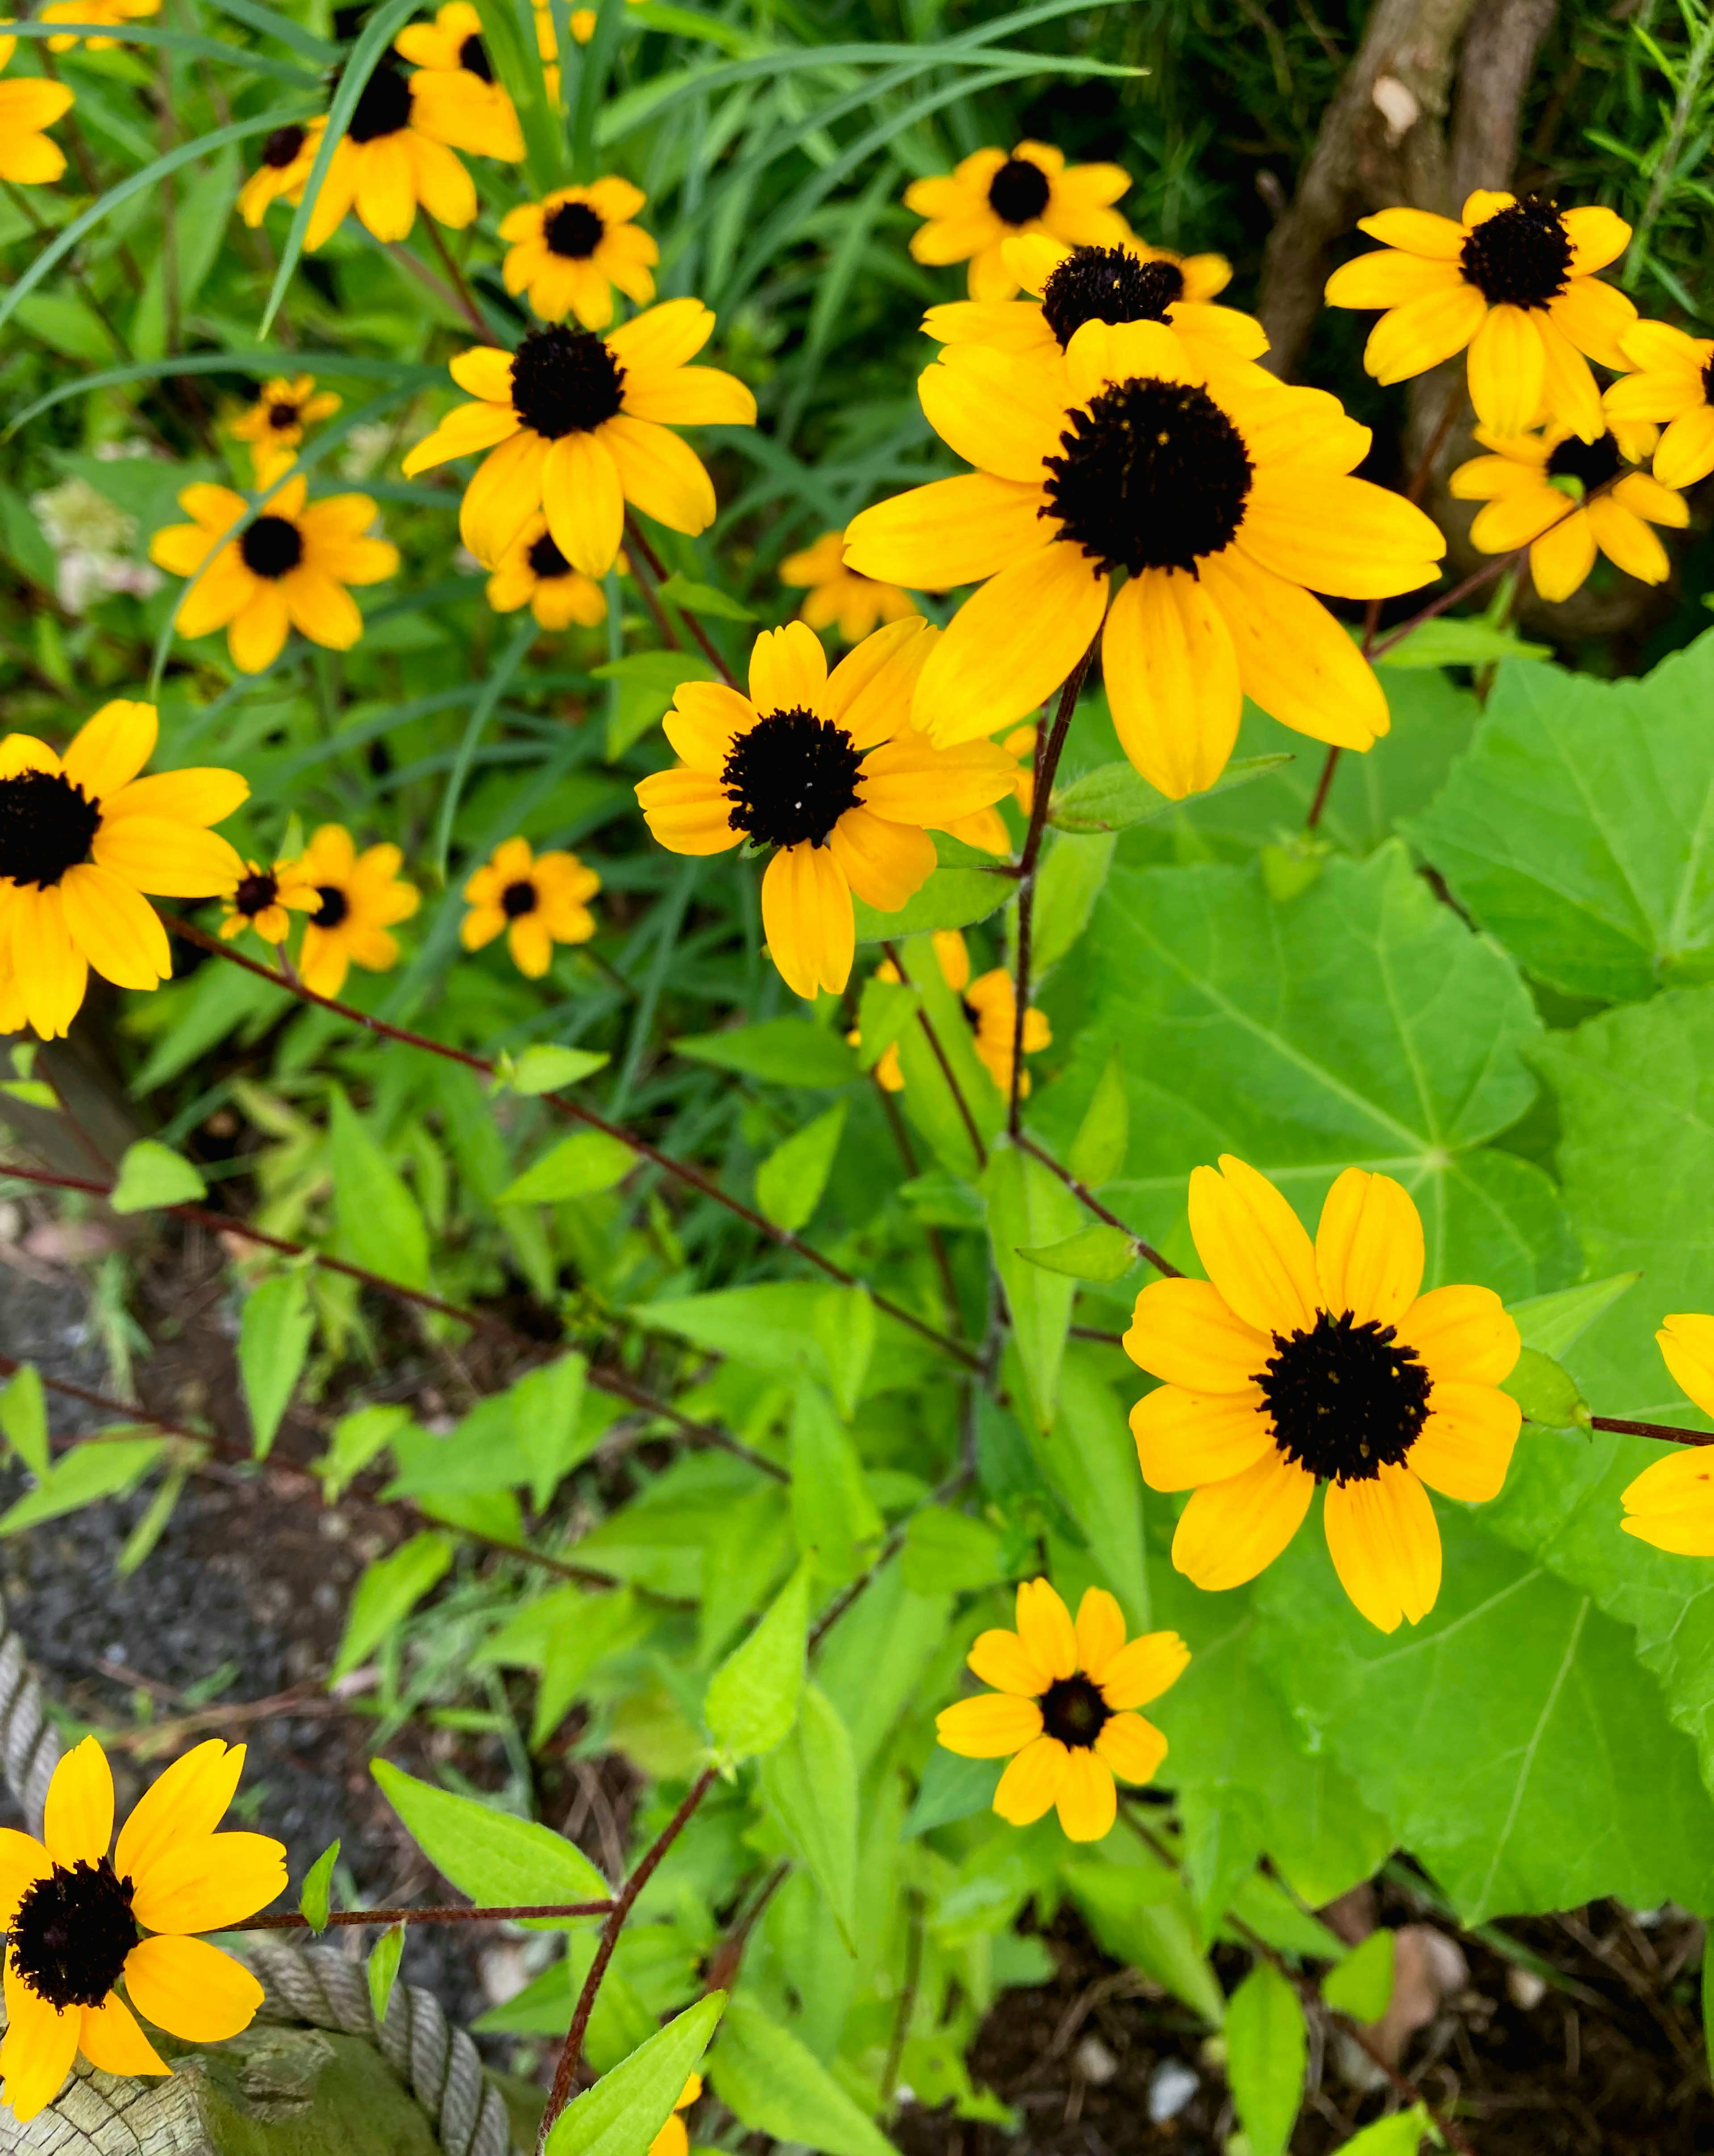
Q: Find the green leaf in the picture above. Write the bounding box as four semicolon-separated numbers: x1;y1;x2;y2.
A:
1337;2108;1434;2155
333;1534;453;1681
851;832;1015;942
1068;1047;1127;1188
366;1923;405;2024
656;572;756;621
108;1139;206;1214
0;1438;164;1536
1502;1345;1589;1432
1031;831;1115;974
1061;1856;1225;2024
1323;1929;1395;2023
1375;618;1549;669
1224;1961;1306;2156
0;1366;48;1477
595;652;714;761
238;1271;315;1461
900;1507;1005;1596
513;1354;592;1514
329;1094;430;1290
300;1840;340;1934
1028;1348;1150;1631
853;975;919;1074
812;1285;875;1420
532;1589;653;1747
709;1995;896;2156
984;1140;1081;1429
674;1018;859;1086
503;1045;611;1095
373;1759;611;1913
789;1380;882;1585
546;1994;727;2156
1017;1221;1137;1282
902;1747;1002;1836
1509;1272;1642;1360
1048;753;1293;835
757;1684;858;1951
756;1103;846;1233
319;1404;412;1500
500;1130;638;1204
704;1552;813;1761
889;932;1006;1177
636;1284;935;1396
1409;632;1714;1001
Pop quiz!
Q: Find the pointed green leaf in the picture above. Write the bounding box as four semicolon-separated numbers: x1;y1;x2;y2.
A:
330;1094;429;1289
757;1684;858;1952
710;1995;895;2156
1048;754;1293;835
1323;1928;1395;2023
0;1438;164;1536
1225;1961;1306;2156
238;1270;315;1460
372;1758;610;1912
512;1353;591;1513
1017;1221;1137;1282
546;1993;727;2156
1510;1272;1642;1359
674;1018;860;1086
108;1139;206;1214
503;1045;611;1095
333;1534;453;1681
984;1140;1081;1429
1068;1047;1128;1188
366;1923;405;2024
813;1285;875;1419
500;1130;637;1204
1502;1345;1589;1431
789;1381;881;1586
300;1839;340;1934
756;1103;846;1233
704;1553;813;1761
0;1366;48;1477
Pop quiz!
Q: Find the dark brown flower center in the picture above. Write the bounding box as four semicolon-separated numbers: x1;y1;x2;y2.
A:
1041;247;1185;347
0;769;102;888
458;31;491;78
240;515;304;578
1255;1308;1431;1484
1703;357;1714;408
1545;430;1622;493
509;326;627;438
545;200;604;259
528;531;572;579
345;60;414;144
501;878;538;917
1039;1674;1110;1750
8;1858;138;2011
267;400;301;431
234;869;280;917
262;123;306;168
988;155;1051;227
721;708;863;850
1459;196;1573;308
312;884;349;928
1044;376;1253;577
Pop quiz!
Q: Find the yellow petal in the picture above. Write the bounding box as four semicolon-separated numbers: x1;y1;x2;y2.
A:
449;346;515;401
1620;1445;1714;1555
822;615;935;746
1072;1587;1126;1682
1130;1382;1275;1491
59;864;171;989
912;544;1107;747
967;1625;1051;1695
43;1734;113;1869
1101;567;1240;800
1321;1463;1441;1633
1407;1382;1521;1502
1238;473;1443;599
62;700;158;800
1354;207;1467;258
1314;1167;1423;1327
1585;494;1672;584
542;431;624;576
826;808;935;913
229;581;291;673
1171;1448;1315;1591
1123;1275;1272;1391
1096;1632;1190;1711
460;430;549;566
79;1990;168;2077
1361;279;1488;383
104;767;249;830
606;296;716;374
635;768;741;857
917;345;1063;483
1465;303;1547;437
1014;1577;1077;1682
620;363;754;427
1394;1283;1519;1386
1094;1709;1168;1785
91;817;244;899
843;474;1051;592
116;1741;246;1890
1053;1747;1117;1842
0;1831;50;1930
126;1830;287;1935
0;1966;79;2124
1198;549;1391;751
992;1735;1069;1825
661;681;757;772
934;1691;1044;1758
748;619;829;713
1187;1155;1319;1337
1324;248;1463;310
1659;1313;1714;1419
1561;204;1630;275
858;733;1014;825
599;413;716;534
1527;508;1598;601
761;842;853;1000
123;1933;266;2043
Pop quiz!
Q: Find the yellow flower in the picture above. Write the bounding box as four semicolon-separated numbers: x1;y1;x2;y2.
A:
1125;1157;1523;1634
1448;418;1686;602
857;928;1048;1095
1604;318;1714;489
1323;192;1635;441
0;1736;285;2124
648;2075;703;2156
220;856;319;946
462;836;600;977
0;35;73;185
778;529;919;646
230;375;342;460
635;619;1015;1001
39;0;158;50
400;300;756;574
295;825;419;998
844;318;1443;800
942;723;1033;855
905;140;1131;301
150;475;399;675
499;178;657;329
486;512;608;629
237;120;320;225
924;233;1267;373
0;701;246;1040
393;2;524;158
1619;1317;1714;1553
936;1579;1187;1843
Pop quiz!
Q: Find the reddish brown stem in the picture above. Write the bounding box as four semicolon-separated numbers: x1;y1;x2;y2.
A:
248;1898;613;1931
879;940;990;1173
1011;1132;1181;1279
1589;1415;1714;1448
622;514;739;687
1304;746;1341;831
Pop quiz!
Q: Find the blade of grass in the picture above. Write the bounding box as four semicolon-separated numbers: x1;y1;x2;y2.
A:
432;616;539;878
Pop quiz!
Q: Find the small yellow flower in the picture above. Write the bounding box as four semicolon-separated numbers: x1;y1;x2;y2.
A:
0;701;246;1039
150;475;399;675
500;178;657;329
220;857;320;946
1605;318;1714;490
229;376;343;489
779;529;919;645
855;930;1048;1097
649;2075;703;2156
39;0;158;50
0;36;74;185
936;1579;1188;1843
237;121;319;225
295;824;420;998
0;1737;285;2124
1124;1157;1523;1633
905;141;1132;301
1621;1317;1714;1553
462;836;600;977
1323;191;1635;441
942;723;1033;855
393;2;524;159
486;513;608;630
1449;417;1687;602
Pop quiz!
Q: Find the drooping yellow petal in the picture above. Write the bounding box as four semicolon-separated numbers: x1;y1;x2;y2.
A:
1466;303;1546;439
122;1932;266;2044
825;809;935;914
1130;1382;1275;1491
1547;276;1636;370
1585;495;1672;584
992;1735;1069;1825
1527;508;1599;602
1013;1577;1077;1682
1171;1449;1315;1592
79;1990;169;2077
1053;1747;1117;1842
1407;1382;1521;1502
599;414;717;535
59;864;172;989
1101;568;1240;800
43;1734;114;1869
1361;279;1488;384
1658;1313;1714;1420
1321;1463;1441;1633
1199;549;1391;751
934;1691;1044;1758
843;474;1052;591
542;431;624;576
760;843;853;1000
0;1966;79;2125
1187;1155;1319;1338
911;544;1107;747
1123;1276;1272;1392
1314;1167;1424;1327
1094;1710;1168;1785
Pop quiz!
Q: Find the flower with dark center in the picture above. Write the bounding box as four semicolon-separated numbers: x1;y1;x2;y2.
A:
1458;195;1571;308
501;878;538;916
1545;429;1622;495
720;708;865;850
1603;317;1714;491
8;1859;138;2012
266;400;301;431
545;200;603;258
219;853;319;948
497;177;657;328
233;868;280;918
1621;1314;1714;1555
1041;246;1183;346
903;139;1132;300
262;122;306;167
0;769;100;888
457;30;491;77
527;530;572;579
778;526;919;646
346;59;414;142
1127;1156;1525;1632
312;884;349;928
988;155;1050;226
936;1576;1190;1843
294;823;420;998
486;514;608;629
509;325;628;436
463;834;600;976
1044;376;1255;578
239;514;304;578
230;375;342;469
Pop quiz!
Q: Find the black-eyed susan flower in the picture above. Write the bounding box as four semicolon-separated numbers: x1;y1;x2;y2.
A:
150;476;399;675
295;824;419;999
462;836;600;977
393;2;523;159
857;929;1048;1095
649;2076;702;2156
844;319;1443;799
1620;1317;1714;1552
0;701;246;1040
1605;319;1714;490
220;856;319;947
1323;192;1635;441
0;1736;285;2123
499;179;657;329
1449;418;1686;602
942;723;1032;855
936;1579;1187;1843
780;529;919;645
486;513;607;629
635;619;1015;1001
0;35;73;185
400;301;755;573
1124;1158;1523;1634
229;376;342;488
39;0;158;49
906;142;1131;302
300;58;513;250
238;120;320;226
925;233;1267;372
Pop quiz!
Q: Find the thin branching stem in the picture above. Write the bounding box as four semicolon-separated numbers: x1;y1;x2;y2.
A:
248;1898;614;1930
624;512;739;687
1011;1132;1181;1279
880;940;990;1173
